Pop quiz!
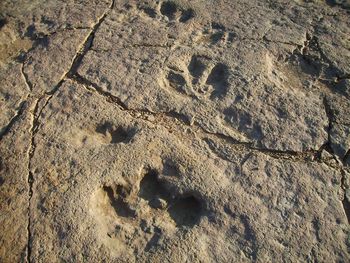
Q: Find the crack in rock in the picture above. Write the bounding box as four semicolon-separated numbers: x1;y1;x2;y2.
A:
70;73;334;166
1;0;350;262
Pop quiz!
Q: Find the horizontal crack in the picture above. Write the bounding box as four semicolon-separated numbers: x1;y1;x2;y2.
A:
261;35;302;47
130;43;172;48
90;36;299;54
72;73;127;109
90;43;173;53
70;73;334;165
70;74;191;125
204;135;324;164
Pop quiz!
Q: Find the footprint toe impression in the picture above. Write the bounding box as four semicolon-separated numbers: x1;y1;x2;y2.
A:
206;63;229;99
167;71;187;94
188;56;208;85
167;196;202;227
160;1;195;23
103;185;136;218
160;1;178;20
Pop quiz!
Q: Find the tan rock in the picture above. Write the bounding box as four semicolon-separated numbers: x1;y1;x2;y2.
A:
1;0;350;262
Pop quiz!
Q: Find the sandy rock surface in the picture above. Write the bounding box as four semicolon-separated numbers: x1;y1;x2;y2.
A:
1;0;350;262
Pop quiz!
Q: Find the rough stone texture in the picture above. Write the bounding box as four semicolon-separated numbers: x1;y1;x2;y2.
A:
78;1;331;152
0;62;29;135
23;29;90;94
327;95;350;160
0;99;35;262
1;0;350;262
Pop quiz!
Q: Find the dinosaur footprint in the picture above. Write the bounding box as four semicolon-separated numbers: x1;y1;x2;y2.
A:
165;55;230;99
194;22;236;46
137;1;195;23
159;1;194;23
91;167;204;254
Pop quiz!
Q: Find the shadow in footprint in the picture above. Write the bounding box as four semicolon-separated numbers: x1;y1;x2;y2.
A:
0;176;4;187
103;185;135;218
162;159;180;177
238;215;259;261
179;8;195;23
211;22;226;30
139;6;157;18
167;71;187;93
160;1;177;20
325;0;350;9
210;32;225;44
168;196;202;227
139;170;170;208
0;18;6;30
144;227;162;252
188;56;207;85
160;1;195;22
206;63;229;99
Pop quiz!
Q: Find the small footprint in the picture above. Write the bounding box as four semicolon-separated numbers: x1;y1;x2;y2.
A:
194;22;236;46
224;208;259;261
138;5;158;18
67;122;136;147
138;169;170;209
139;169;203;227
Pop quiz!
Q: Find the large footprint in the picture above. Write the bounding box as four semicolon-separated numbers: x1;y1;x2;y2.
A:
164;54;230;99
90;167;204;254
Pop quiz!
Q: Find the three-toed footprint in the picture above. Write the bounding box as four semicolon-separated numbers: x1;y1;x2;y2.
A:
137;1;195;23
165;55;230;99
90;167;204;254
